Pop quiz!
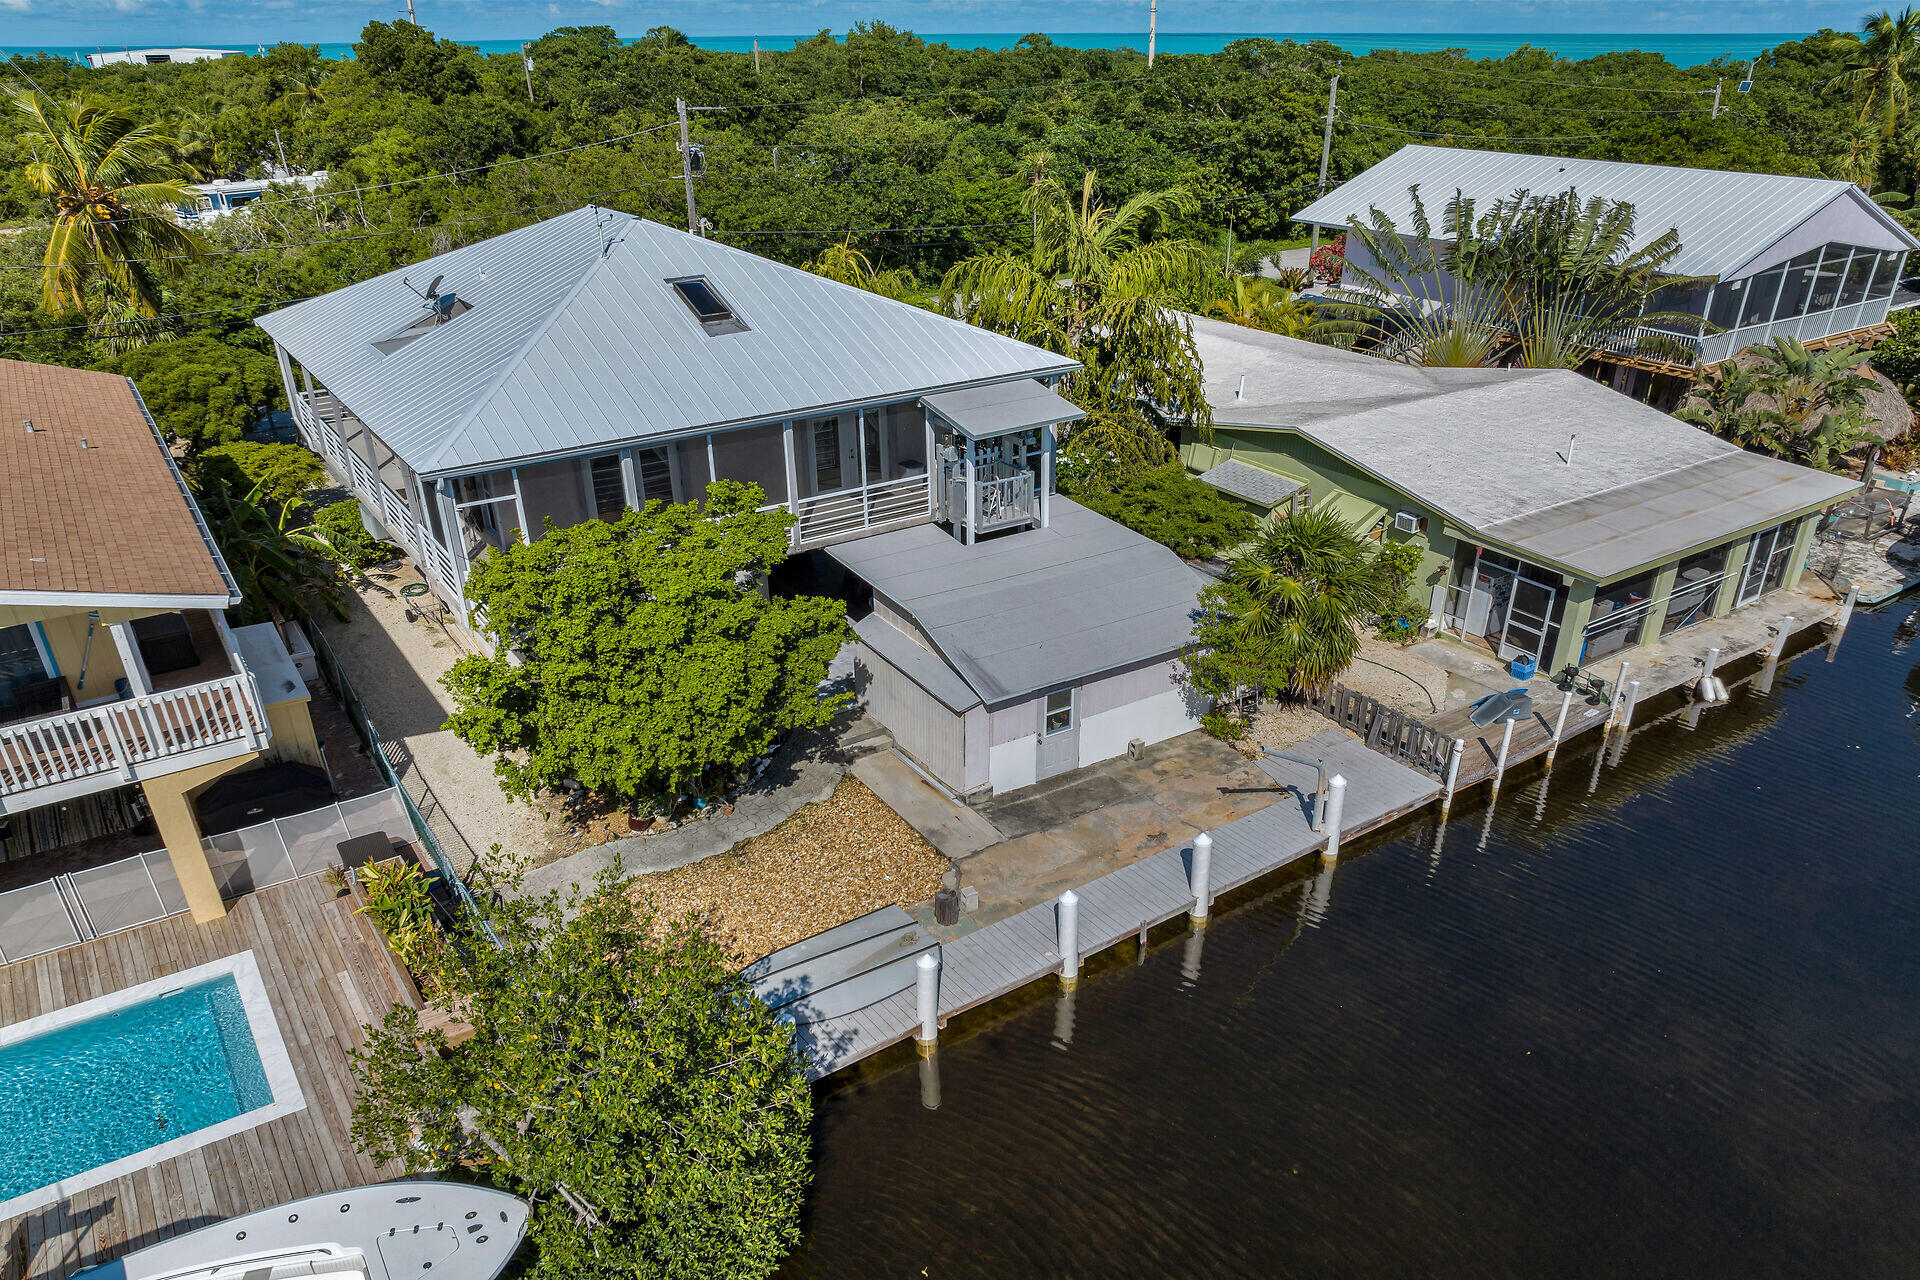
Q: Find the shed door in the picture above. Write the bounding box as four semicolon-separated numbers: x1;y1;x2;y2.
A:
1035;687;1079;780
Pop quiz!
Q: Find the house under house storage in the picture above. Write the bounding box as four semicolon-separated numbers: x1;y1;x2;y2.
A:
259;208;1209;794
1183;317;1859;681
1292;144;1920;386
0;359;324;924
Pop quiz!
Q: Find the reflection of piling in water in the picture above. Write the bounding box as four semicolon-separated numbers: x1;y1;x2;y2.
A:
1476;790;1499;850
1052;988;1076;1049
1181;926;1206;981
1533;767;1551;822
918;1049;941;1110
1588;725;1608;794
1302;864;1335;927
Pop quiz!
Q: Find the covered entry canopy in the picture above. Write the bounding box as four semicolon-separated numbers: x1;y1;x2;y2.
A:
922;379;1084;439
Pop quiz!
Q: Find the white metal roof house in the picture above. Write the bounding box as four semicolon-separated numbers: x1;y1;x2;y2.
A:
1183;317;1858;680
258;207;1208;795
1294;145;1920;371
176;171;328;226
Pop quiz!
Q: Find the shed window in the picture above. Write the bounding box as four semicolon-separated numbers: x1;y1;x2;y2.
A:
1043;688;1074;735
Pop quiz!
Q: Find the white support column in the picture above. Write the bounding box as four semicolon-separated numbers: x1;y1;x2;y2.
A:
108;622;151;697
923;407;937;516
1618;679;1642;736
781;420;800;518
915;951;940;1054
1607;661;1631;731
1545;686;1575;767
963;438;978;546
1322;774;1348;861
1438;736;1465;821
705;433;718;487
1770;615;1796;663
617;449;639;511
509;467;529;544
1039;423;1055;529
1489;717;1516;799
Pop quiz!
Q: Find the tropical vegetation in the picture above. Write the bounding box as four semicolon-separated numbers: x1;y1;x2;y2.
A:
440;482;849;806
1677;336;1878;469
351;866;811;1280
1064;462;1259;558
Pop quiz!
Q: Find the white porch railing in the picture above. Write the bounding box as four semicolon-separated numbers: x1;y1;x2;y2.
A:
0;674;265;801
975;469;1037;533
794;474;933;545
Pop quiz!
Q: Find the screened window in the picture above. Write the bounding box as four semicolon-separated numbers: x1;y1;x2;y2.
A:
1840;249;1876;307
1807;245;1849;313
1771;250;1821;322
1872;250;1904;299
1707;277;1748;329
589;454;627;520
633;447;674;504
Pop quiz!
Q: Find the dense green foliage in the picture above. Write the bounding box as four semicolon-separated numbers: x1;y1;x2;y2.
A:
196;481;346;623
313;499;396;568
108;334;284;449
1185;508;1401;700
1871;306;1920;387
0;23;1893;374
441;483;849;803
1066;463;1257;558
190;440;325;509
351;868;811;1280
1678;336;1877;469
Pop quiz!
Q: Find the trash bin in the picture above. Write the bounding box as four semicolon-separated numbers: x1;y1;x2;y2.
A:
1509;652;1538;680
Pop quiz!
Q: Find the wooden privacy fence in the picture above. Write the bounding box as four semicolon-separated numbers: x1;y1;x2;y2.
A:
1303;684;1453;777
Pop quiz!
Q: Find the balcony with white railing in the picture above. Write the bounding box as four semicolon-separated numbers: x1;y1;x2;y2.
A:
793;473;935;548
0;616;270;814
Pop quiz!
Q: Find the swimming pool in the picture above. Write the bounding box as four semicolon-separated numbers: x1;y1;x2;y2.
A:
0;952;304;1216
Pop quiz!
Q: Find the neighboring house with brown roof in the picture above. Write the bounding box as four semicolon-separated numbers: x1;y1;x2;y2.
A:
0;358;322;925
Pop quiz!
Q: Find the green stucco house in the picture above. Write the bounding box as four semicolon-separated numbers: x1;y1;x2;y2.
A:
1182;317;1859;679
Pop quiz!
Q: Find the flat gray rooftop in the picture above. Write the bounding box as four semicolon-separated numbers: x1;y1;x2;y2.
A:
828;499;1203;706
1191;317;1858;579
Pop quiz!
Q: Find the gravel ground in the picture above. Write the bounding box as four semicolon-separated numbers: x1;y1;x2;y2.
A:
1242;636;1452;753
317;564;573;867
629;776;946;966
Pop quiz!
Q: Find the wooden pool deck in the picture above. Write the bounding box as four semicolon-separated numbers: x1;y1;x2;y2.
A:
0;874;409;1280
791;731;1440;1079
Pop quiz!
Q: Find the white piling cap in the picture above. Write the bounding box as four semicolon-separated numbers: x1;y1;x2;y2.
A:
1194;831;1212;848
1059;889;1078;906
917;952;938;971
1330;773;1347;788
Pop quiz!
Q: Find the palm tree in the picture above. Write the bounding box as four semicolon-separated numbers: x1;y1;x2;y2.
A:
1185;507;1399;700
1829;121;1884;189
805;237;916;302
940;170;1213;470
1322;184;1710;369
10;89;205;316
1829;8;1920;139
1204;276;1312;336
204;482;347;623
1749;337;1876;470
1675;361;1776;449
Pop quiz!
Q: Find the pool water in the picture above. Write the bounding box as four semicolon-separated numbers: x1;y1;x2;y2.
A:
0;975;274;1202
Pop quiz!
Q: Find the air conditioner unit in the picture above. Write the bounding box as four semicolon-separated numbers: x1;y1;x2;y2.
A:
1392;510;1427;535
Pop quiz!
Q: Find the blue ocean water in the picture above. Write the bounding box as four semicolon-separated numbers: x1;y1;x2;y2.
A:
5;31;1803;69
0;975;273;1203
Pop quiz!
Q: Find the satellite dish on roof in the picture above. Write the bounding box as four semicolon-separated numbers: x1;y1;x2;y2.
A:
425;273;445;299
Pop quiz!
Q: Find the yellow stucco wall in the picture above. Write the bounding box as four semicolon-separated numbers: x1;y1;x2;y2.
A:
0;604;181;703
264;696;325;771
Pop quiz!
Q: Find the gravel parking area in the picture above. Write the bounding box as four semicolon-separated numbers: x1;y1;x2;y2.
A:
629;776;946;966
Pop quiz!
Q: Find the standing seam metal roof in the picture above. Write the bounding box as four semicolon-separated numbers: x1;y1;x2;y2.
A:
256;207;1079;477
1292;144;1919;279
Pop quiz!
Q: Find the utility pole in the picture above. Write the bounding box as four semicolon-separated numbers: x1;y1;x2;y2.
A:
676;98;699;236
1711;78;1722;118
402;0;415;23
1147;0;1157;68
753;38;761;73
1309;70;1339;257
273;127;290;175
521;44;535;103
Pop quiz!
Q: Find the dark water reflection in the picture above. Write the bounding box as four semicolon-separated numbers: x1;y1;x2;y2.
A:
780;607;1920;1279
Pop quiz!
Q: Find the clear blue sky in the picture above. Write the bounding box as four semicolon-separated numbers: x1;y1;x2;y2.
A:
0;0;1869;50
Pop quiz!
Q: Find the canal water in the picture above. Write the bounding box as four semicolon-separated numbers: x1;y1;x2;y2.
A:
781;605;1920;1278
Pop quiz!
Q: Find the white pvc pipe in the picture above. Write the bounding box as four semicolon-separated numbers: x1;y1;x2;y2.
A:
1323;774;1348;861
1057;890;1080;985
1702;646;1721;679
1545;686;1574;767
915;951;939;1048
1190;832;1213;923
1490;717;1516;797
1608;661;1631;729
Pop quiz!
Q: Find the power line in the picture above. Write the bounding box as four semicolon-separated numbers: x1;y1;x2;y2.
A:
1339;118;1610;143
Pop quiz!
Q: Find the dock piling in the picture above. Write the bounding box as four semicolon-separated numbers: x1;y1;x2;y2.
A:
1607;661;1631;730
915;952;940;1055
1769;616;1795;663
1438;737;1465;821
1189;832;1213;926
1544;687;1574;767
1057;890;1080;989
1619;679;1642;736
1489;718;1516;799
1323;774;1348;862
1827;589;1857;663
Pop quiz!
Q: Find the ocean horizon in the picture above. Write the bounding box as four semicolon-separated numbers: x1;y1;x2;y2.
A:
4;30;1805;69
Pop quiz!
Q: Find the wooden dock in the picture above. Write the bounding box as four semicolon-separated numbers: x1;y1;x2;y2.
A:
1428;693;1613;790
0;875;409;1280
791;731;1439;1078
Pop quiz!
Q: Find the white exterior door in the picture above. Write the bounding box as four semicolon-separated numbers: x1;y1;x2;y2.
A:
1035;687;1079;780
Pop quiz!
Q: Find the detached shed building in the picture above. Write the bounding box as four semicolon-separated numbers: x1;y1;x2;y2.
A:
1294;144;1920;372
830;500;1207;798
1184;318;1858;679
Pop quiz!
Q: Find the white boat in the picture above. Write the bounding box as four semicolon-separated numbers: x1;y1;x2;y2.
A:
73;1181;529;1280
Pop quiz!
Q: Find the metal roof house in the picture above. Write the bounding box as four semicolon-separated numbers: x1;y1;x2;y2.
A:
1183;318;1858;680
260;208;1208;794
84;47;240;67
1293;145;1920;371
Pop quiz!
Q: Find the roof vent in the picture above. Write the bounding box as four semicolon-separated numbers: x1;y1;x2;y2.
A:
669;277;748;335
23;418;35;434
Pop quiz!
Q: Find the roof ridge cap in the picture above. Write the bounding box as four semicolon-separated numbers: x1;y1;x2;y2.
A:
420;207;632;473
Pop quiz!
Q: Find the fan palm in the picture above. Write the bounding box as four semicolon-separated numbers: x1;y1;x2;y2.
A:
11;89;205;316
940;170;1213;469
1204;276;1312;336
1829;8;1920;139
1187;507;1400;699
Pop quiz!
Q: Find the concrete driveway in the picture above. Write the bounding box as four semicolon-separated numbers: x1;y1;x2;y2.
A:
948;732;1288;926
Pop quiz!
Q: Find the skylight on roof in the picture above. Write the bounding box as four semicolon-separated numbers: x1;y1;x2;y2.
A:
669;277;747;334
371;293;474;356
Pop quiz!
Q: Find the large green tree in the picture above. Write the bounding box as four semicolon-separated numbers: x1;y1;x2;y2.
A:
351;869;811;1280
1184;507;1400;700
109;333;286;450
442;482;849;803
10;88;204;316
